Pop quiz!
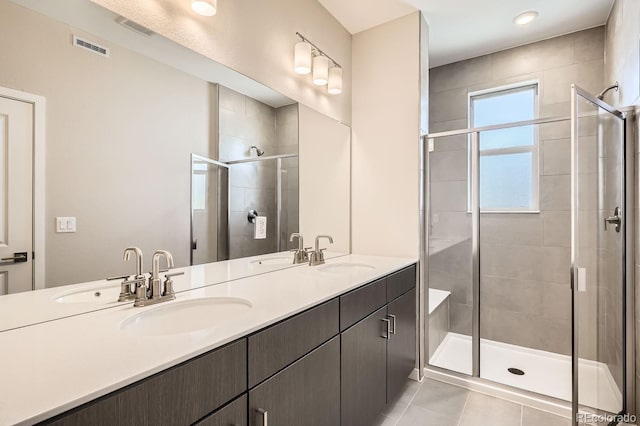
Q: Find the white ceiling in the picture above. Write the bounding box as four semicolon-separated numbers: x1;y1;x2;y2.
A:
319;0;614;68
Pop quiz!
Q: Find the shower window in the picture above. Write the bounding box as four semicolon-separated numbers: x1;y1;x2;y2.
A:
469;82;539;211
192;161;208;211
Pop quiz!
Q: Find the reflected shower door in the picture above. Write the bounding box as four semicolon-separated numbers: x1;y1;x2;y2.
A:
190;155;229;265
426;133;476;375
572;85;626;422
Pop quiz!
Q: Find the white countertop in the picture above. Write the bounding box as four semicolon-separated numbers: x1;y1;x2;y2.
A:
0;253;416;425
0;251;347;332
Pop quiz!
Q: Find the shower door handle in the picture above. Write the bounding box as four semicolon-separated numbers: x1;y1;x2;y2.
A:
604;207;622;232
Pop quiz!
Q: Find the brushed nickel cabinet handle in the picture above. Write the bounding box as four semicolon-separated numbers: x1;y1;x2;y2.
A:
388;314;397;334
257;408;268;426
381;318;391;339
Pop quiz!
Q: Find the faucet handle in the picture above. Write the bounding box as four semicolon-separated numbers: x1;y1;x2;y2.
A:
162;272;183;297
106;274;131;281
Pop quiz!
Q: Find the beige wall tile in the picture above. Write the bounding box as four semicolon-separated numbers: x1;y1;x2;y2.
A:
542;211;571;247
480;214;543;246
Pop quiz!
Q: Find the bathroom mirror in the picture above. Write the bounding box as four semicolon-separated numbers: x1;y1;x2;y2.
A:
0;0;350;329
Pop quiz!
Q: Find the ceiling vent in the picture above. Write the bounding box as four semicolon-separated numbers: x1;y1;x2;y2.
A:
72;35;110;58
115;16;155;37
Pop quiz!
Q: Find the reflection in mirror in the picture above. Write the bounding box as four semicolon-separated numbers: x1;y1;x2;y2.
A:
0;0;350;331
190;155;229;265
0;0;300;290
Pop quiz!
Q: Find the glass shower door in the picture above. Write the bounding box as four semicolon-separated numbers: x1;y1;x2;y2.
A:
426;133;476;375
571;85;626;422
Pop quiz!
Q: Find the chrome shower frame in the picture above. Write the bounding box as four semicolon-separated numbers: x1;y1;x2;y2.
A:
419;94;635;420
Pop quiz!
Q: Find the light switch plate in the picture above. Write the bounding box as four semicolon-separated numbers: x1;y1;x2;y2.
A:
56;217;77;233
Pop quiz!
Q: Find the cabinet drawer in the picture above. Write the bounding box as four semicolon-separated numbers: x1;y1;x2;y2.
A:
387;264;416;302
44;339;247;426
194;394;247;426
248;299;339;387
340;277;386;331
249;337;340;426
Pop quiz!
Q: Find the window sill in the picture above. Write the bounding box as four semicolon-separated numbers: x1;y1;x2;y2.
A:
465;210;541;214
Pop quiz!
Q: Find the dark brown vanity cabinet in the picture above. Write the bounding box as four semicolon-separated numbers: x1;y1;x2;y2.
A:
341;265;417;426
248;337;341;426
386;288;417;402
42;339;247;426
41;264;416;426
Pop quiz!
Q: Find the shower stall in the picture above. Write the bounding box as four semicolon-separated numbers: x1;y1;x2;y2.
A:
190;152;299;264
423;84;633;423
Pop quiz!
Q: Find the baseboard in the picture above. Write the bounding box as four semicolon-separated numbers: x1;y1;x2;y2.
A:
409;368;422;382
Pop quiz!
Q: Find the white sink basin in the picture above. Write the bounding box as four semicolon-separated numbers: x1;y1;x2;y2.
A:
54;285;122;304
250;256;292;266
120;297;253;336
317;263;375;273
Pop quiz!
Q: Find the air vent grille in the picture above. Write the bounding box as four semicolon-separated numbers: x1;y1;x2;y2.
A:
72;35;110;58
115;16;155;37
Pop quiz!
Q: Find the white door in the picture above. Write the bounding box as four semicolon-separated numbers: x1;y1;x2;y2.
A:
0;96;33;294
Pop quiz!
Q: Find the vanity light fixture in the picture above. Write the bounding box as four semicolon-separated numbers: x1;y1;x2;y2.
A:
294;42;312;74
312;55;329;85
191;0;217;16
328;66;343;95
513;11;539;25
294;32;342;95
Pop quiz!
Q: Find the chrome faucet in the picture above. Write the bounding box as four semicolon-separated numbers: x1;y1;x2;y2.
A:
134;250;183;307
289;233;310;264
309;235;333;266
107;247;145;302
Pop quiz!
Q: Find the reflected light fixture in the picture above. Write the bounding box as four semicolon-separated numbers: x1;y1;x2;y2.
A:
191;0;217;16
294;32;342;95
513;11;538;25
294;41;312;74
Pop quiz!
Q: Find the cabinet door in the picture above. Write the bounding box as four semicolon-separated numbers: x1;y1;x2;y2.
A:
386;289;416;402
341;306;388;426
43;339;247;426
194;395;247;426
248;337;340;426
248;299;338;387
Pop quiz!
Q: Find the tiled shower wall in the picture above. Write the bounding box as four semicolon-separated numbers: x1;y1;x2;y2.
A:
218;86;299;259
428;28;605;356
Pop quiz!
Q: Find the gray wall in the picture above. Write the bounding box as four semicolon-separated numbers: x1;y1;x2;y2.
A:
0;1;215;286
219;86;299;258
428;27;605;356
603;0;640;414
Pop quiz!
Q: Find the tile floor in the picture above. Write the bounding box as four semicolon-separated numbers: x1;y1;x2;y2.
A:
375;378;574;426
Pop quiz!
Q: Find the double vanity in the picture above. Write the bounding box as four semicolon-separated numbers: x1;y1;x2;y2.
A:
0;253;417;426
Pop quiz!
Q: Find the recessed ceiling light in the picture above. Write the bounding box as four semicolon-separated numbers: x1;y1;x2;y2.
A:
191;0;217;16
513;11;539;25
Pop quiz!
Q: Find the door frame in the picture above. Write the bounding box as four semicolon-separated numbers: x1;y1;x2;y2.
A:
570;84;628;424
0;86;46;291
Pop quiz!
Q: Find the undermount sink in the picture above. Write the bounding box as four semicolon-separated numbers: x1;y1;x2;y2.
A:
317;263;375;273
120;297;253;337
250;256;292;266
54;285;122;304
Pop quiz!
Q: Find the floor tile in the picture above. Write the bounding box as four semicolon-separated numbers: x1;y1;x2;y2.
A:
410;378;469;419
522;406;571;426
373;413;399;426
397;404;461;426
383;379;422;419
458;392;522;426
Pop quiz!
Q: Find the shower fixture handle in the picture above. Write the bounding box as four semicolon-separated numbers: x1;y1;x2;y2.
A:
604;207;622;232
